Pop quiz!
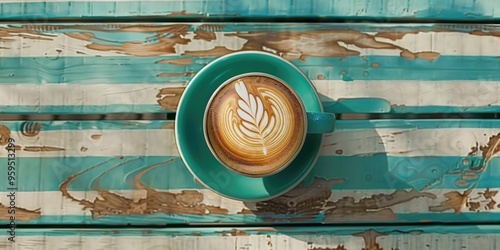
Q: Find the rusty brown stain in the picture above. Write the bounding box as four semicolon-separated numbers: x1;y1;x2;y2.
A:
5;144;21;151
469;30;500;38
21;121;41;137
429;186;475;213
0;203;41;222
0;26;56;43
157;87;185;110
183;46;237;57
64;32;96;41
23;146;65;152
91;134;102;140
157;72;194;77
156;58;193;65
0;124;11;146
81;147;88;152
317;74;324;80
194;29;217;42
61;157;229;219
225;30;440;61
221;229;248;236
374;31;420;40
335;149;343;155
57;25;192;57
309;246;347;250
162;123;175;129
353;229;386;250
324;189;437;222
371;62;380;69
469;132;500;170
238;208;254;214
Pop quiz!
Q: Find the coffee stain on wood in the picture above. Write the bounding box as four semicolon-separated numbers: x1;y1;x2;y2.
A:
0;203;41;222
429;186;475;213
324;189;437;222
353;229;386;250
0;125;11;145
156;58;193;65
23;146;65;152
91;134;102;140
21;122;41;137
156;87;186;110
60;158;228;219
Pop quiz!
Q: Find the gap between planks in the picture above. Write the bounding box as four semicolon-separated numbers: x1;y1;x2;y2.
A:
0;113;499;121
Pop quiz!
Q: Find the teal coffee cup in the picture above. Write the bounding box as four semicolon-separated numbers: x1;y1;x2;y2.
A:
175;51;336;201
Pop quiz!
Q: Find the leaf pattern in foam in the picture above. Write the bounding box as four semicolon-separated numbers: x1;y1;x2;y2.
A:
235;80;275;155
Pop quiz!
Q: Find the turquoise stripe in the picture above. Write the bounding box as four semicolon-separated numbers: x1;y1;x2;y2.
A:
3;119;500;132
13;225;500;237
1;155;494;192
9;212;500;225
2;56;500;84
0;120;173;132
0;0;496;20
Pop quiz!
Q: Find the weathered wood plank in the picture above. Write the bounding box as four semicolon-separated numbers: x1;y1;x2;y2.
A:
0;119;499;225
2;225;500;250
2;23;500;114
0;0;499;21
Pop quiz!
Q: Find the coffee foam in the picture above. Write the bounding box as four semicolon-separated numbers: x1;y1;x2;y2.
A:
206;75;305;176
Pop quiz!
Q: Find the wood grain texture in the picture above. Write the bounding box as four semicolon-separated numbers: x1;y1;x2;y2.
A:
3;23;500;113
2;226;500;250
0;0;499;21
0;120;500;225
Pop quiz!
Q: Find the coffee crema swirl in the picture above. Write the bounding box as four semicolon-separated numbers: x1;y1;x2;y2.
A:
206;75;305;176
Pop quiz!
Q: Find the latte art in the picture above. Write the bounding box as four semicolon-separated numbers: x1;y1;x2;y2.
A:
206;75;306;176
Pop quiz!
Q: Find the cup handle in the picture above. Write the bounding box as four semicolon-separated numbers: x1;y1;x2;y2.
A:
306;112;336;134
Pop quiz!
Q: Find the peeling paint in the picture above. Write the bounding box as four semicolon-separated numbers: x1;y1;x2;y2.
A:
156;87;185;110
0;203;41;222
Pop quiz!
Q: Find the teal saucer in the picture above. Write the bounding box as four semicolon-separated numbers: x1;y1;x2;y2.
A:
175;51;324;201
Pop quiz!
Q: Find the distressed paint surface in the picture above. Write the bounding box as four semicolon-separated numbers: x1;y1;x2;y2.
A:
2;226;500;249
0;0;500;21
1;119;500;224
3;23;500;113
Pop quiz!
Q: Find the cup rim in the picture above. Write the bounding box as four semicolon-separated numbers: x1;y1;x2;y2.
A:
202;72;309;178
175;50;325;202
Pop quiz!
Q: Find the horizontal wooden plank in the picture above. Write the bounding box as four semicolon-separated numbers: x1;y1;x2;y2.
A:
3;225;500;250
0;119;499;225
0;0;498;21
3;23;500;113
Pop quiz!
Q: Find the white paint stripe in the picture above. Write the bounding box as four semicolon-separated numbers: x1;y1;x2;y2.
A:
0;128;493;158
0;188;486;217
4;80;500;108
0;83;177;106
0;234;365;250
0;129;179;158
0;30;500;57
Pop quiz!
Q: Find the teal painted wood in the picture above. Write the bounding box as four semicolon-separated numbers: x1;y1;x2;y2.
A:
3;23;500;114
1;119;499;225
1;0;500;21
2;225;500;249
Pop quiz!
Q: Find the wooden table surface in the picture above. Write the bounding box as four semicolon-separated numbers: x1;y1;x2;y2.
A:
2;1;500;249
